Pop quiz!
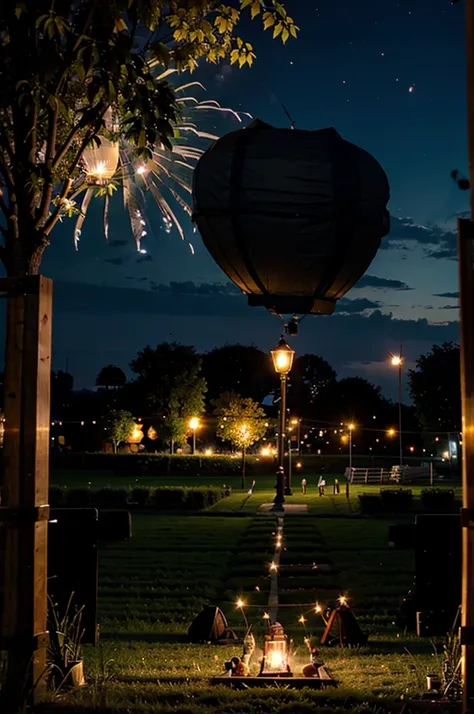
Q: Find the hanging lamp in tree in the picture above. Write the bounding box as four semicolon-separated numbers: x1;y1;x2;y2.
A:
192;120;390;316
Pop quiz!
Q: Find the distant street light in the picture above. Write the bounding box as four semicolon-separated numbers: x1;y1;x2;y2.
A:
271;337;295;507
189;417;200;454
348;423;355;470
389;347;404;470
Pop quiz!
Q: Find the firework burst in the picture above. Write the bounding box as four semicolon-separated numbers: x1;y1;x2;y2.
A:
73;66;250;255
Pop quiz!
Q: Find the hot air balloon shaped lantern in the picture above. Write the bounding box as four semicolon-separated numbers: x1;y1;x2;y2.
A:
82;108;120;185
192;120;390;328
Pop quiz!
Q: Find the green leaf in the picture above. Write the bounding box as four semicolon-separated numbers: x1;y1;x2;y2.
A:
273;22;283;39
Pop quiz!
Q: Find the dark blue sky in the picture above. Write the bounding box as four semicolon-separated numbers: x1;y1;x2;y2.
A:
40;0;466;398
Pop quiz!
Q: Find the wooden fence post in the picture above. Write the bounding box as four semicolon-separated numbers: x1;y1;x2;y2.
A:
0;276;52;711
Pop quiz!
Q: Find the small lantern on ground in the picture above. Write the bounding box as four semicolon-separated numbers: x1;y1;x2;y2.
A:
259;623;292;677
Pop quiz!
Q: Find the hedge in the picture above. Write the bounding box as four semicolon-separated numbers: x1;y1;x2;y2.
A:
358;493;383;514
50;452;245;476
380;488;413;512
46;485;225;511
421;488;455;512
359;488;413;514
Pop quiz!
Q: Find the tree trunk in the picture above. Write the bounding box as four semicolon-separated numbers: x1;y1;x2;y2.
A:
241;447;246;490
0;276;52;712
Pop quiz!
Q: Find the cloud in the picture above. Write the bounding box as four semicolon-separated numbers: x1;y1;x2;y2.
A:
354;274;412;291
434;291;459;298
425;245;457;260
382;216;457;257
147;281;241;296
337;297;383;314
48;282;461;397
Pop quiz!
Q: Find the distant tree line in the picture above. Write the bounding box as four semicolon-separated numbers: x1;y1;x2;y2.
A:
42;341;461;455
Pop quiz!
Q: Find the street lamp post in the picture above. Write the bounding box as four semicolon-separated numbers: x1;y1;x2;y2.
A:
291;417;301;457
271;337;295;508
390;349;404;471
189;417;200;455
348;423;355;470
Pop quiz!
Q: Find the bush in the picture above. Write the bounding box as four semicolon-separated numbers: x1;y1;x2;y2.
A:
380;488;413;512
152;486;225;510
421;488;455;512
46;485;225;511
358;493;383;514
50;452;244;477
186;487;224;510
131;487;151;507
95;487;129;509
66;488;92;507
153;487;187;509
49;486;64;508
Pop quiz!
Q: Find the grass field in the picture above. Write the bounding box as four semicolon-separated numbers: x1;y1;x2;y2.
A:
39;506;449;714
50;468;461;516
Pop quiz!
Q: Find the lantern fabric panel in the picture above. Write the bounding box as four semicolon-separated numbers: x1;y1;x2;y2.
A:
193;120;390;315
82;136;120;181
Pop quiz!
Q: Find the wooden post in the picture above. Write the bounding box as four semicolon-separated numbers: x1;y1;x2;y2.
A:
0;276;52;711
460;4;474;711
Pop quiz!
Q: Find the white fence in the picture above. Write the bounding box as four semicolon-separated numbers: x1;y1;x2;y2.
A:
345;464;436;485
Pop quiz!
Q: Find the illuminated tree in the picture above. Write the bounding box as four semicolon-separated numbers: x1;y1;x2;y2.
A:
106;409;135;454
213;392;267;488
130;343;206;453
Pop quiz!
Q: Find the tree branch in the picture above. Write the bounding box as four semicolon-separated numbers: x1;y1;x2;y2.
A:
0;189;9;222
36;105;59;226
42;177;73;237
52;100;108;171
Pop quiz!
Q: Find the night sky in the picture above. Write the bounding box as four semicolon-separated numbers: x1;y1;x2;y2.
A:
35;0;466;398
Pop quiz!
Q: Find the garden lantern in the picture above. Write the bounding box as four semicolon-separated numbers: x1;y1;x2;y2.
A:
259;623;291;677
82;109;120;183
192;119;390;318
271;337;295;506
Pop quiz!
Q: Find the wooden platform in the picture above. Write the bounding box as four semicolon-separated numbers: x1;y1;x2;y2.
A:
211;675;337;689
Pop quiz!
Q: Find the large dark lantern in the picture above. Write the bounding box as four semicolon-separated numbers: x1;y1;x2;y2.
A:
192;120;390;316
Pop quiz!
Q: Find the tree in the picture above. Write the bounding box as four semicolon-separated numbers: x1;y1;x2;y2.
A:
0;3;297;706
130;343;206;453
213;392;267;488
408;342;461;431
0;0;297;277
50;369;74;417
324;377;392;451
96;364;127;390
201;344;276;405
291;353;337;417
105;409;135;453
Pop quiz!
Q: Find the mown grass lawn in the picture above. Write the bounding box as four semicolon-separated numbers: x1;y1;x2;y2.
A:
37;509;450;714
50;468;461;516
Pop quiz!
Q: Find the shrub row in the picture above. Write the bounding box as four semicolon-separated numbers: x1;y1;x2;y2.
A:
50;452;245;476
358;488;456;514
49;485;225;510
